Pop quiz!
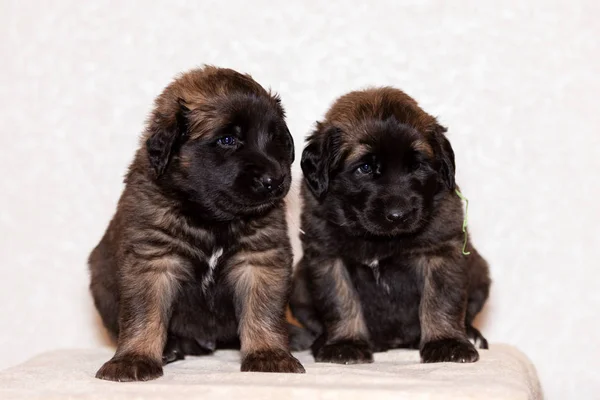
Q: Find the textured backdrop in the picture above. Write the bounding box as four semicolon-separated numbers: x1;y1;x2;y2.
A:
1;1;598;398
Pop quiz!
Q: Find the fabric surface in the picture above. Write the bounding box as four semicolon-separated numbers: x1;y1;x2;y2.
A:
0;344;541;400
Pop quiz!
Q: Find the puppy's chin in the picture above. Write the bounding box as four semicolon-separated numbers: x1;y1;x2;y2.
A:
235;200;279;216
218;184;291;218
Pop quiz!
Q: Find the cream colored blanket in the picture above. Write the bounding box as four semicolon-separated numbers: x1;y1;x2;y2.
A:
0;344;541;400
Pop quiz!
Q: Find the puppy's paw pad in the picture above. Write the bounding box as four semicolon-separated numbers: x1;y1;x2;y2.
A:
421;338;479;363
96;355;163;382
314;340;374;365
241;350;305;373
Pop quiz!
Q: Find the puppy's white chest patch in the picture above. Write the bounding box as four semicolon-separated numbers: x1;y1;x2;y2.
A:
366;259;391;294
202;247;223;292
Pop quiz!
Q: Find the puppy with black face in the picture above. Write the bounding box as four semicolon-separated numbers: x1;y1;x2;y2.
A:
89;66;304;382
289;87;491;365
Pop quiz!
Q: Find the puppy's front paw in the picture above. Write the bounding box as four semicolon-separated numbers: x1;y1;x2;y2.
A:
314;340;374;365
420;338;479;363
241;349;305;373
96;354;163;382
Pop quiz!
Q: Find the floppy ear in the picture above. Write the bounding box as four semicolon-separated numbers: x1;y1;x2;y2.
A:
146;99;189;177
300;123;343;200
270;93;295;164
430;124;456;190
283;125;295;164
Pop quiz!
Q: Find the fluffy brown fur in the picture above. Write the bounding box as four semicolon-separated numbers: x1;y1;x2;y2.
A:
89;66;304;382
290;87;491;364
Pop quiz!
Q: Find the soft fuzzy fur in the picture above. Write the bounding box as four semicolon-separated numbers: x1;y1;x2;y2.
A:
289;87;491;365
89;66;304;381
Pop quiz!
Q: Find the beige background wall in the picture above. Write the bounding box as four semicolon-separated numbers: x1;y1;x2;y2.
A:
1;1;598;398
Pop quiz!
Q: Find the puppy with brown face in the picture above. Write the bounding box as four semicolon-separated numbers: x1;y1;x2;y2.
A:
289;87;491;365
89;66;304;382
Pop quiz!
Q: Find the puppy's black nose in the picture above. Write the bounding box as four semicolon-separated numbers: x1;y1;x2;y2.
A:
386;209;404;222
255;174;283;193
261;176;274;191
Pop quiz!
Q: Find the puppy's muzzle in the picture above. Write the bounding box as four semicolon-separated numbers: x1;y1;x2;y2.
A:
252;173;286;197
382;194;420;225
385;206;417;223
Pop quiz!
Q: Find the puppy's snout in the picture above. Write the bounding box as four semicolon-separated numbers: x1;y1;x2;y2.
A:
254;173;284;194
384;197;418;224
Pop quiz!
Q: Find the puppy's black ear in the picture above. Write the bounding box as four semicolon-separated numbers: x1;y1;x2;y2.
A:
270;92;295;164
146;98;189;177
301;123;343;200
430;124;456;190
284;125;295;164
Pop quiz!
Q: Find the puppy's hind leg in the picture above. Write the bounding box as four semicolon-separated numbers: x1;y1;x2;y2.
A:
162;335;185;364
288;259;323;351
89;241;120;341
465;247;491;350
465;290;489;350
162;335;215;364
287;323;317;352
466;324;489;349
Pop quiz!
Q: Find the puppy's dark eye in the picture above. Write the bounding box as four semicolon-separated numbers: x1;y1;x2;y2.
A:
410;161;424;172
415;158;433;172
357;163;373;174
409;153;430;172
216;136;236;147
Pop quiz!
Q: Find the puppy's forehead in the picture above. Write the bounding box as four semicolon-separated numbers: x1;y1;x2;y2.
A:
324;87;434;131
347;121;433;162
173;66;270;105
321;88;437;161
155;66;282;139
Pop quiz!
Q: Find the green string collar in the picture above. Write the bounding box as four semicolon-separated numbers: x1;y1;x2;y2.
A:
455;189;471;256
